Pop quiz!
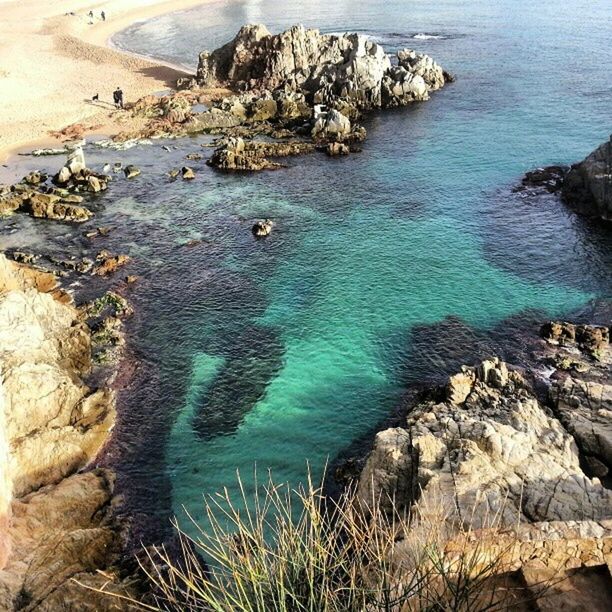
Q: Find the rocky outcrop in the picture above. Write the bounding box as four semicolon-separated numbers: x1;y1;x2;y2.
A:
520;137;612;221
358;324;612;529
0;470;133;610
0;254;115;497
194;25;450;111
562;137;612;220
0;255;134;608
207;136;315;171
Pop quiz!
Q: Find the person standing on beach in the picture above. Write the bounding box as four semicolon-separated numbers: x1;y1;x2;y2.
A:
113;87;124;109
101;11;106;21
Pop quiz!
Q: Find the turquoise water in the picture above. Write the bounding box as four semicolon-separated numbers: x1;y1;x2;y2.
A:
2;0;610;539
125;0;610;527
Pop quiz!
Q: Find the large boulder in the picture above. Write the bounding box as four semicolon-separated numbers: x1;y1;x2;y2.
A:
562;137;612;220
194;24;449;111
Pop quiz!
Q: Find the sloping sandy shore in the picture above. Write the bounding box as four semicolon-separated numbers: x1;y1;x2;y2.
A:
0;0;218;162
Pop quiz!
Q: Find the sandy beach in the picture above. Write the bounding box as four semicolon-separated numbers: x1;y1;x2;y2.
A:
0;0;219;162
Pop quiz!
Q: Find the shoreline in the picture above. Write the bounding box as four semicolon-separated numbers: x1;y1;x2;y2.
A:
0;0;222;163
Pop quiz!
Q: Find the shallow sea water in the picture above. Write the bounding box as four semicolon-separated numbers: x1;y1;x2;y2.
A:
3;0;611;538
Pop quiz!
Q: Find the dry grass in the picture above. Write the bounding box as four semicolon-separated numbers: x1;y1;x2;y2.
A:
97;470;544;611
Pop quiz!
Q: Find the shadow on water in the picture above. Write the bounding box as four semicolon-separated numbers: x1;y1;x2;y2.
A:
192;324;285;440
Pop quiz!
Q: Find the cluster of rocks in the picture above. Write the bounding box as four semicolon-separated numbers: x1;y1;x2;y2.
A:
190;24;451;110
0;255;135;608
357;321;612;529
520;136;612;221
207;136;316;171
169;166;196;180
0;147;105;223
113;25;450;172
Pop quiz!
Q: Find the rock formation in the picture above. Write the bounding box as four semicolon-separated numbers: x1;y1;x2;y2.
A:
207;137;315;171
562;137;612;220
0;147;113;223
193;25;450;111
355;319;612;608
358;323;612;529
520;137;612;221
0;255;134;609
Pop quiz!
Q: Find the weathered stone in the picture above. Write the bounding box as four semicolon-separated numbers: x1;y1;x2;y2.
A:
252;219;273;237
562;137;612;220
359;352;612;528
123;165;141;179
194;24;448;111
182;166;196;179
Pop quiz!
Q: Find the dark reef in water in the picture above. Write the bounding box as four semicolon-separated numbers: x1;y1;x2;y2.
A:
192;324;285;440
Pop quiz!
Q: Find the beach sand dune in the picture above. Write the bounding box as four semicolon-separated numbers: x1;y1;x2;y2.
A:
0;0;214;161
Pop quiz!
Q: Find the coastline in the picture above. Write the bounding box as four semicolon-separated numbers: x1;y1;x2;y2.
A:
0;0;222;163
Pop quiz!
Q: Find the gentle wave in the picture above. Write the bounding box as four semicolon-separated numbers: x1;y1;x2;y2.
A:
412;33;445;40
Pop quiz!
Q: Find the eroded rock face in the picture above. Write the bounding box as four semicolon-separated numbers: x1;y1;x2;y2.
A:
0;470;133;611
562;137;612;220
194;24;448;110
0;256;115;497
358;333;612;529
0;255;133;607
543;321;612;480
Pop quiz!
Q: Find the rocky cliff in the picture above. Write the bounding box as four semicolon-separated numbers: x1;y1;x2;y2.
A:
0;255;133;610
521;136;612;221
356;320;612;606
